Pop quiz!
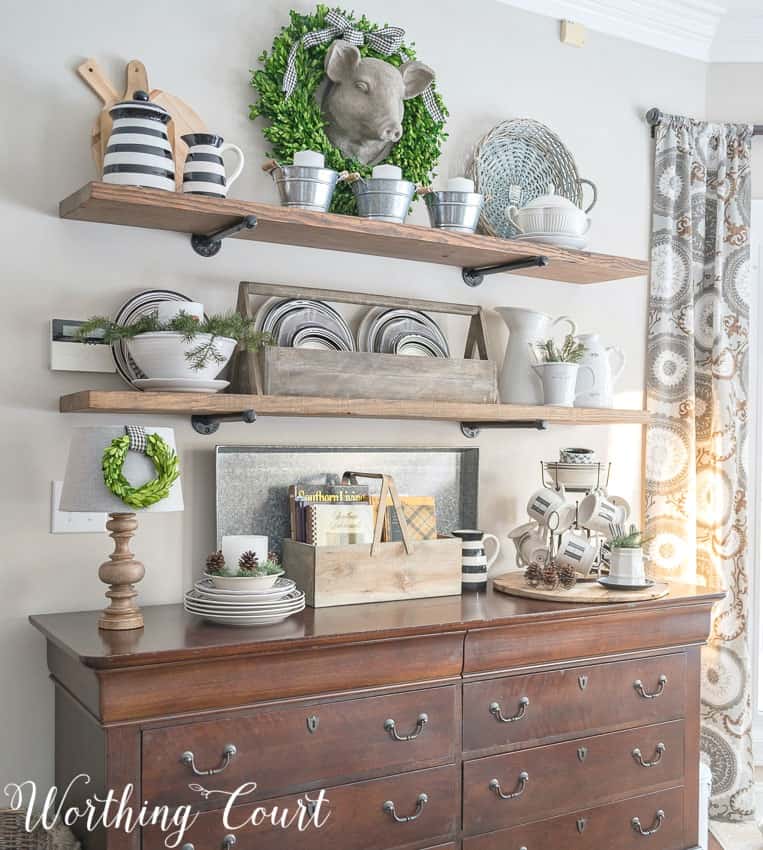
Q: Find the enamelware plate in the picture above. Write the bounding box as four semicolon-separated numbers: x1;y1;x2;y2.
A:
132;378;229;393
597;577;655;591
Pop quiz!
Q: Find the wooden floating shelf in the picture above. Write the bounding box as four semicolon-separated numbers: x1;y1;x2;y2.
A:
60;390;650;426
59;182;648;285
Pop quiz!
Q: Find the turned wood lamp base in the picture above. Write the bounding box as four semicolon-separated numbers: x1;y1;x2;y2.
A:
98;513;145;630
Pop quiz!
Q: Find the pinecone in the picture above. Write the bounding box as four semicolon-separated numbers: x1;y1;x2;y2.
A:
541;562;560;589
525;562;543;587
205;550;225;574
558;562;577;589
238;550;260;573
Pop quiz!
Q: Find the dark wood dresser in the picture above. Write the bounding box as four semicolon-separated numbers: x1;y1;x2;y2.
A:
31;582;721;850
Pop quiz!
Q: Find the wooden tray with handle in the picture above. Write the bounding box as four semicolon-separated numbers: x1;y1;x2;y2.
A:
76;57;207;188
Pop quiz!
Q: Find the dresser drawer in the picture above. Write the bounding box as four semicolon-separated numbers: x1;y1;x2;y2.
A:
142;685;458;808
463;720;684;834
142;765;459;850
463;786;686;850
463;653;686;754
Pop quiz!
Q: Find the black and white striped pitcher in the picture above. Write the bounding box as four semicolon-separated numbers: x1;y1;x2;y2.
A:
103;91;174;191
181;134;245;198
451;529;501;592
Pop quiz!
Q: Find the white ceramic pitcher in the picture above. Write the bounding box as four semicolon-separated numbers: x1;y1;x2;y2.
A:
495;307;577;404
574;332;625;408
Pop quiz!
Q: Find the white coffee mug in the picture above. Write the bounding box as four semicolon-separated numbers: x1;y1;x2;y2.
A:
527;487;575;531
156;301;205;324
578;493;630;537
556;531;598;574
608;546;646;584
508;522;549;567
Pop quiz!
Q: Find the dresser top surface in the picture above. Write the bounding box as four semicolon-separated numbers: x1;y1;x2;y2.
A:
30;580;722;670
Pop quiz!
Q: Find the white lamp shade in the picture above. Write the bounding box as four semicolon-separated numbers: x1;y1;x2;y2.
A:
60;426;184;513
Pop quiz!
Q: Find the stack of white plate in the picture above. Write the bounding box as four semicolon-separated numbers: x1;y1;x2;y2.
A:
184;577;305;626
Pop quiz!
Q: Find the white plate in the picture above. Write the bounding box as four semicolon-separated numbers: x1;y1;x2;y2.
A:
257;298;355;351
517;233;588;250
133;378;229;393
597;577;656;591
357;306;387;352
184;589;304;610
184;606;305;626
368;309;449;357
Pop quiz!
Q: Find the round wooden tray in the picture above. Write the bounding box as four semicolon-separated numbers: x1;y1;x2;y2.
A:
493;571;670;604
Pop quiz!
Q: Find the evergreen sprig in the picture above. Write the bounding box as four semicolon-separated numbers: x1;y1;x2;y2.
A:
249;5;448;215
609;523;651;549
534;334;586;364
77;311;272;371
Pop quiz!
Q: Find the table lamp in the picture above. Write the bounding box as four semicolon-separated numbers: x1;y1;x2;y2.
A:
60;426;183;631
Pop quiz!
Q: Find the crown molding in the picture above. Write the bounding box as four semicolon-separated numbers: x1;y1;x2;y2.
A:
496;0;727;62
710;10;763;62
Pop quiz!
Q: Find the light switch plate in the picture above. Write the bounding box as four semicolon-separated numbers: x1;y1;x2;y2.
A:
560;19;586;47
50;481;107;534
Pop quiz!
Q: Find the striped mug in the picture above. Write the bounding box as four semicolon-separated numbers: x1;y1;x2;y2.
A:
181;134;245;198
451;529;500;592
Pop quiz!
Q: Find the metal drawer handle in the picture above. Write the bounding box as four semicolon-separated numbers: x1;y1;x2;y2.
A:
489;696;529;724
489;771;529;800
382;793;428;823
181;744;237;776
385;712;428;741
633;675;667;699
181;836;236;850
632;809;665;836
632;742;666;767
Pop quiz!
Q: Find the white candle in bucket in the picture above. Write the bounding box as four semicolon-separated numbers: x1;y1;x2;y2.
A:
372;164;402;180
293;150;325;168
446;177;475;192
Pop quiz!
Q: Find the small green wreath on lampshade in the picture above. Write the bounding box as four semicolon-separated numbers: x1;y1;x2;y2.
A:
249;4;448;215
102;433;180;509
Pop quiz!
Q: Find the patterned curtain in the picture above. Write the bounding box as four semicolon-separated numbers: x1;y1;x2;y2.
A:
645;114;753;821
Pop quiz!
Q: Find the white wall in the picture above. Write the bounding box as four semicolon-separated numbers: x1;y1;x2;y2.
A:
0;0;708;791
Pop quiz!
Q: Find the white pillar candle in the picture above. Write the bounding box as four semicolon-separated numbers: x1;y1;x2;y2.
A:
372;164;402;180
446;177;475;193
221;535;269;574
293;150;325;168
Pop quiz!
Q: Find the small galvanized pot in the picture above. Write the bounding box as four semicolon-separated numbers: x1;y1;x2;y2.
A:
349;177;416;224
423;190;484;233
263;160;346;212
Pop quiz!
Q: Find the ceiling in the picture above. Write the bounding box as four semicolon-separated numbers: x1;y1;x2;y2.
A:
496;1;763;62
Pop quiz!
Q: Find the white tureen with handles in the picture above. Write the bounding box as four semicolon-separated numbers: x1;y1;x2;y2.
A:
506;189;591;238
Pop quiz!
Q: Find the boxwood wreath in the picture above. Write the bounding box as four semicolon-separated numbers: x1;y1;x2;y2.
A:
102;433;180;510
250;5;448;215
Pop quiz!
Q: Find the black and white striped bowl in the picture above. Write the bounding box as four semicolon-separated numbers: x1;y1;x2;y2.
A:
103;91;174;192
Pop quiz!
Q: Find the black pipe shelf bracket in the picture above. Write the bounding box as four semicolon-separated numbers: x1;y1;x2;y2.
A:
191;215;258;257
191;410;257;435
462;255;549;287
460;420;548;439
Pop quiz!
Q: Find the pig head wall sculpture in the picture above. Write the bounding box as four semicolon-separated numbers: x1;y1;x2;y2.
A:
320;39;435;165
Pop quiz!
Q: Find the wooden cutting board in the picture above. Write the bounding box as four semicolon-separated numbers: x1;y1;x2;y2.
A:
77;58;207;186
493;570;670;604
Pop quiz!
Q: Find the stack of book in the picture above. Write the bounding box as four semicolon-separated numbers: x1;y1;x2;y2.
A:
288;482;438;546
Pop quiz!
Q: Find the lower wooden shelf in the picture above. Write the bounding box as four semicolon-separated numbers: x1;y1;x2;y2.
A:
59;390;650;427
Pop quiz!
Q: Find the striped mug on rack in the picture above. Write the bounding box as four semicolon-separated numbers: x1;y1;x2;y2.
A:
181;134;245;198
450;530;501;592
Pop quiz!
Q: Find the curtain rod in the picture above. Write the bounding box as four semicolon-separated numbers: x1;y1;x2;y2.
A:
645;107;763;137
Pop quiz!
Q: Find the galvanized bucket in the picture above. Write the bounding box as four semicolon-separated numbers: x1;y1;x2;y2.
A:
350;178;416;224
263;161;344;212
424;190;484;233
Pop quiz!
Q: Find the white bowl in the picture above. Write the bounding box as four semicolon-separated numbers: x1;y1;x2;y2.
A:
204;571;285;591
127;332;236;381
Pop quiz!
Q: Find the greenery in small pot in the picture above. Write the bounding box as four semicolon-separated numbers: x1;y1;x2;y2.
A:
205;549;283;578
534;335;586;364
77;311;272;371
609;524;651;549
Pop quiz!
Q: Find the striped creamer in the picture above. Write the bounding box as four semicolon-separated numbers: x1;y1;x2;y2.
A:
103;91;174;192
181;134;245;198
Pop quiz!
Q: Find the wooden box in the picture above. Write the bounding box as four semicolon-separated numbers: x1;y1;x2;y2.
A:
242;346;498;403
282;537;462;607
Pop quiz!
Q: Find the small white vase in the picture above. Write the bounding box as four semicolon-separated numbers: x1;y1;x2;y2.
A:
574;332;625;408
531;362;595;407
